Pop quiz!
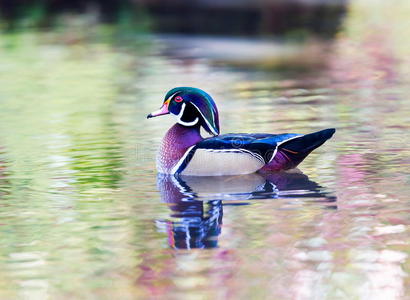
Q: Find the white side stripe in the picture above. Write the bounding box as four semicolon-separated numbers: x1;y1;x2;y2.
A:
203;148;264;164
171;145;196;174
268;134;304;163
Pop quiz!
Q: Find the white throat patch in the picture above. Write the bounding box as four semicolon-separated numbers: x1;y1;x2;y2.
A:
176;103;199;126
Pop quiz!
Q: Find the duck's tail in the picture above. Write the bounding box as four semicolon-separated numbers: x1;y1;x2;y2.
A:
261;128;336;172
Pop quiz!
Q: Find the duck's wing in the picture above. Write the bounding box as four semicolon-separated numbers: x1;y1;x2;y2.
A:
174;133;300;176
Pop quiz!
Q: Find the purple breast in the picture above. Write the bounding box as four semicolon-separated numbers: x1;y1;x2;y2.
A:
156;124;202;174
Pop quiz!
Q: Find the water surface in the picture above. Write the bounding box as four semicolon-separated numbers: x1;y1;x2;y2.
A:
0;6;410;299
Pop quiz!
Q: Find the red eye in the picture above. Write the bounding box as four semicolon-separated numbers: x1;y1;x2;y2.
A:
175;96;183;103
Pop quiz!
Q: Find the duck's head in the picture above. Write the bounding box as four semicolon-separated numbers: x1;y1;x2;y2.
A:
147;87;220;136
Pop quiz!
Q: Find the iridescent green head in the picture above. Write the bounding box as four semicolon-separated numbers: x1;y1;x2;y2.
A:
147;87;220;136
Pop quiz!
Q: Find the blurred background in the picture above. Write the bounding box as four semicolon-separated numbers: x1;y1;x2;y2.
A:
0;0;409;299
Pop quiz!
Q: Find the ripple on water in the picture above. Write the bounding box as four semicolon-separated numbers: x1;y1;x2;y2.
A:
0;27;409;299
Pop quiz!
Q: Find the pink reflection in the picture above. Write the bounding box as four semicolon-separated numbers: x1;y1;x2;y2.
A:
329;30;399;88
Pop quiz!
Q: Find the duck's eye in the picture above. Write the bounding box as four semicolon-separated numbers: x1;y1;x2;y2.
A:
174;96;183;103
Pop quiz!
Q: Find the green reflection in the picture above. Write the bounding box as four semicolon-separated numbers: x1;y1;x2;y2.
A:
0;30;140;298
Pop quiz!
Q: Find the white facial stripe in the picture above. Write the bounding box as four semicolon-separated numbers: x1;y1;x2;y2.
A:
176;103;200;126
176;102;186;119
178;118;199;126
190;102;218;135
167;92;178;102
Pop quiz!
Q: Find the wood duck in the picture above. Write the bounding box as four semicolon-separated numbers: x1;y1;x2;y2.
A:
147;87;335;176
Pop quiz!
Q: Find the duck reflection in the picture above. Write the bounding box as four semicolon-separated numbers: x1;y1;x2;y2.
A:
156;172;335;249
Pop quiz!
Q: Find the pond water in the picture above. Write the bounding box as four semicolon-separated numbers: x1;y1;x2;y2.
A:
0;4;410;299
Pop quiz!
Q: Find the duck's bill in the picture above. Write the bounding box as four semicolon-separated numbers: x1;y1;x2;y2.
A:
147;100;170;119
